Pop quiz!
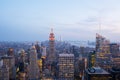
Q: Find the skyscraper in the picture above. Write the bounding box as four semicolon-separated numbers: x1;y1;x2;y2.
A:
18;49;26;80
95;33;111;70
58;53;74;80
28;46;40;80
48;28;55;63
1;56;16;80
0;65;9;80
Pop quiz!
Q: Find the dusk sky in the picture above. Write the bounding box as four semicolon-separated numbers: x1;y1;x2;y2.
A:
0;0;120;42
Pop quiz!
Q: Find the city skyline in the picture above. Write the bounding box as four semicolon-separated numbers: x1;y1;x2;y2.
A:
1;0;120;42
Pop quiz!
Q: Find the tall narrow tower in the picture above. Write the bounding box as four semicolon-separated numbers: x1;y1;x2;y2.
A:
29;46;39;80
48;28;55;62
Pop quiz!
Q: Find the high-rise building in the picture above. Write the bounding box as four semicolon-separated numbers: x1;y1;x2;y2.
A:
1;56;16;80
58;53;74;80
48;28;55;63
74;54;85;80
28;46;40;80
0;65;9;80
85;67;111;80
18;49;26;80
96;33;110;54
95;33;111;70
6;48;16;80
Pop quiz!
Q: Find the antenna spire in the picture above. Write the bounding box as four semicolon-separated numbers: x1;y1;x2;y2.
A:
51;28;53;33
99;17;101;34
98;12;102;34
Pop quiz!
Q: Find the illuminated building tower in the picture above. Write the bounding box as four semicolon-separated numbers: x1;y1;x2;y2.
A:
58;53;74;80
28;46;40;80
95;33;111;71
0;65;9;80
48;28;55;63
96;33;110;55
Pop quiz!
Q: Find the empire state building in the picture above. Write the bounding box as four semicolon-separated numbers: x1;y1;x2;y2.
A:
48;28;55;63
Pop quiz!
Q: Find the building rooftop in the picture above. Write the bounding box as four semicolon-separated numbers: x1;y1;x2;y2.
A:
59;53;74;57
86;67;110;75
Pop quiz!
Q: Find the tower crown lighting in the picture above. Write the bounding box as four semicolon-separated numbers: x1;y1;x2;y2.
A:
49;28;55;41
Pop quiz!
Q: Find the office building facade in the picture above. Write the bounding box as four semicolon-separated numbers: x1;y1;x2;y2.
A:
58;53;74;80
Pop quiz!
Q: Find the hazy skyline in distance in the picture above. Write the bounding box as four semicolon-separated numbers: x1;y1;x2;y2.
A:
1;0;120;42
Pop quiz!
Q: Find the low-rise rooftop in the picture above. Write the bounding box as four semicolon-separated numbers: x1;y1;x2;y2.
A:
86;67;110;75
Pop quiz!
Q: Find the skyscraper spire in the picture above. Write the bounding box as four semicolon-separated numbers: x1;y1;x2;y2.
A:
99;15;101;34
49;28;55;41
51;28;53;33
